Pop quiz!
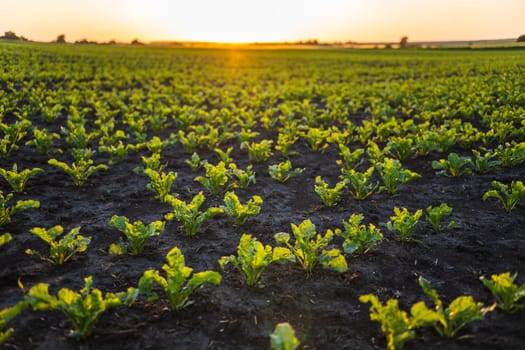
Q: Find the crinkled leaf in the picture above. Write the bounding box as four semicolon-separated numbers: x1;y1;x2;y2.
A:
272;247;293;263
108;243;125;255
342;241;360;254
274;232;290;245
319;249;348;273
409;301;440;328
26;283;58;311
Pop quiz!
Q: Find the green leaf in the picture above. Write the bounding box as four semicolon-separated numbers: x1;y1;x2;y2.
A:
480;272;525;313
272;247;293;263
0;301;28;345
409;301;440;328
25;283;58;311
221;192;262;225
270;323;300;350
274;232;290;245
418;277;441;307
186;271;222;291
0;233;12;247
319;248;348;272
108;243;125;255
138;270;163;302
342;241;359;254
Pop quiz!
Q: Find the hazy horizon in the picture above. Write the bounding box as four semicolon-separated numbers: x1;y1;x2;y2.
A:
1;0;524;44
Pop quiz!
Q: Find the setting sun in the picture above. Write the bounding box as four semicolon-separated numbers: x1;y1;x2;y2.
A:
1;0;524;43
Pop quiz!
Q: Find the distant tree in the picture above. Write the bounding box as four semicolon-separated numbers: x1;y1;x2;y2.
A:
518;35;525;42
1;31;29;41
399;36;409;49
131;39;143;45
74;38;98;45
3;31;20;40
56;34;66;44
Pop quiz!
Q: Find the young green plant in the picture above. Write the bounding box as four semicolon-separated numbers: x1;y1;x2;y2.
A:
176;130;201;152
359;294;438;350
493;141;525;167
214;147;233;164
165;192;223;236
387;136;415;161
185;152;206;171
425;203;456;232
194;161;229;194
98;142;135;164
138;246;221;311
228;163;256;189
221;191;263;225
375;158;421;195
0;191;40;226
482;180;525;212
275;133;298;157
480;272;525;313
274;219;347;275
340;166;378;200
367;140;389;163
336;144;364;169
0;163;43;193
25;225;91;265
24;277;137;337
0;301;28;345
472;149;500;174
0;119;31;158
144;168;177;203
134;153;167;173
313;176;346;207
109;215;165;255
384;207;422;243
142;136;170;154
302;127;329;152
241;139;273;162
219;234;292;287
25;127;60;154
418;276;492;338
334;214;383;255
61;123;98;149
268;160;304;183
48;158;108;187
432;153;472;177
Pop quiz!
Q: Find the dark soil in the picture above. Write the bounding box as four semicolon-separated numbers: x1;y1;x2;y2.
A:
1;129;524;349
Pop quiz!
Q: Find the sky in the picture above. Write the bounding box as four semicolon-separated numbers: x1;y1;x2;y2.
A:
1;0;523;43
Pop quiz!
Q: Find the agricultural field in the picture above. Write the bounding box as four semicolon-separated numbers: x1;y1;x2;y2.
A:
0;42;524;349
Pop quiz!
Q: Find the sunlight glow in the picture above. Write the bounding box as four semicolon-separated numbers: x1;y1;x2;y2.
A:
1;0;524;43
